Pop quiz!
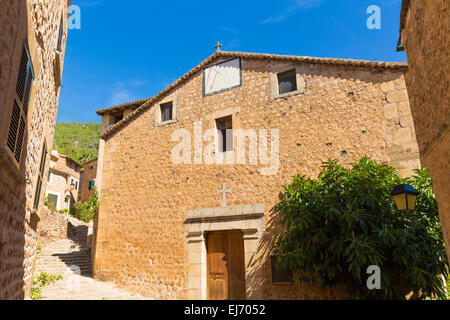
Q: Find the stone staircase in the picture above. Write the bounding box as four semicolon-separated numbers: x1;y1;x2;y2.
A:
34;239;93;277
33;218;147;300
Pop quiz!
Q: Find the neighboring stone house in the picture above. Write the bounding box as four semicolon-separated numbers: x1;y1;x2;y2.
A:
80;158;98;202
45;150;81;211
398;0;450;261
0;0;70;299
95;99;149;198
92;49;420;300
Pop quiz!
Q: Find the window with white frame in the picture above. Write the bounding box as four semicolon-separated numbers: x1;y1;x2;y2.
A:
88;179;96;190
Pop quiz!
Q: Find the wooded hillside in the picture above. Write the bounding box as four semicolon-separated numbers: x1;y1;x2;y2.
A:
53;122;101;163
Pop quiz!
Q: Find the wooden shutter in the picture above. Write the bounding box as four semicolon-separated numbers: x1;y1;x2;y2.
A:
33;142;47;210
7;100;21;152
8;45;34;165
15;117;26;162
16;48;28;101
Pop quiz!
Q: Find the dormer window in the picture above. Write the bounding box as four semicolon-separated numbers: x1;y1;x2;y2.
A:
161;102;173;122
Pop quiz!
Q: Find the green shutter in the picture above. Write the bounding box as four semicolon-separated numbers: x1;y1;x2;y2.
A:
33;142;47;210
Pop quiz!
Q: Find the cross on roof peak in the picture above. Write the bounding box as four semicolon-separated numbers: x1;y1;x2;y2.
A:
215;42;222;51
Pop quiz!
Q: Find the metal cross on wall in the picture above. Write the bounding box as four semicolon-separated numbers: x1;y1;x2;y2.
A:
217;183;231;207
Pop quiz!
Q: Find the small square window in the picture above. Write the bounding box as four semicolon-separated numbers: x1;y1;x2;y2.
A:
161;102;173;122
277;69;297;95
216;116;233;152
270;254;293;285
113;114;123;124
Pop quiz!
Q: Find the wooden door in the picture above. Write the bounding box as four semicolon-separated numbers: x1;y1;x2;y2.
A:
207;231;245;300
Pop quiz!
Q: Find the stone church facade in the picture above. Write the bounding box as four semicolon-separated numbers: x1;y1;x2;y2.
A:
0;0;70;299
93;50;420;299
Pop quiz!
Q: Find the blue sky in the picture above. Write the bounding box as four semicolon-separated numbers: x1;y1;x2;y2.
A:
58;0;406;123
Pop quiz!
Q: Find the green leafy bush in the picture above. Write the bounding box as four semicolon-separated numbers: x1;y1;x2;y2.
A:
71;187;99;223
274;157;448;300
30;272;63;300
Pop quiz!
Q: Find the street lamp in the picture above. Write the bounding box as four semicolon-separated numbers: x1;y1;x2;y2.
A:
392;184;419;212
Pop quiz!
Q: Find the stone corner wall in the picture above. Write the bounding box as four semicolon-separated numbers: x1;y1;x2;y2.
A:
37;208;68;247
401;0;450;259
379;74;421;177
0;0;70;300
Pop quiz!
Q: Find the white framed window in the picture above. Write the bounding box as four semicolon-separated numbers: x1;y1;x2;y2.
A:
88;179;96;190
45;191;59;211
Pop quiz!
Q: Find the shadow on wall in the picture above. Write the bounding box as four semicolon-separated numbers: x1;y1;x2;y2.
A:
246;204;347;300
67;221;88;248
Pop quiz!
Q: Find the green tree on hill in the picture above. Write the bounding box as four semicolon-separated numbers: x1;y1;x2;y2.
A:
53;122;101;163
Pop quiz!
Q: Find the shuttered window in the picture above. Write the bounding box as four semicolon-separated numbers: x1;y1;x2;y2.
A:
33;141;47;210
8;45;34;165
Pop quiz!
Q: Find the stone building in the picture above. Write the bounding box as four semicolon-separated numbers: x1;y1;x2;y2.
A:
80;158;98;202
398;0;450;260
92;49;420;300
0;0;70;299
45;150;81;211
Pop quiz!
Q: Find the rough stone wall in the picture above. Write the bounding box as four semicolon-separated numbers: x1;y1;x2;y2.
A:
80;160;97;202
400;0;450;259
94;57;420;299
38;207;68;247
0;0;70;299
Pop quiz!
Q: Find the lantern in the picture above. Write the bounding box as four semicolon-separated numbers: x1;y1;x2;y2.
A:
392;184;419;212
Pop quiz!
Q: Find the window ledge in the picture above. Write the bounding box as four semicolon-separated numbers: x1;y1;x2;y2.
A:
154;119;178;127
273;89;305;100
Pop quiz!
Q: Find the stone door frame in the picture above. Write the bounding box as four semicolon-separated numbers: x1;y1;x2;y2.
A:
184;204;265;300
